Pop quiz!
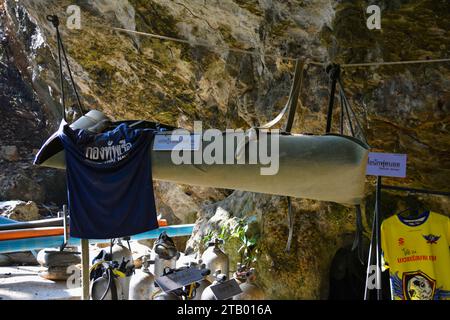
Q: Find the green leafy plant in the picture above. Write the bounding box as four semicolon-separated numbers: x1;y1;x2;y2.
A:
232;220;259;268
201;229;216;246
201;219;259;269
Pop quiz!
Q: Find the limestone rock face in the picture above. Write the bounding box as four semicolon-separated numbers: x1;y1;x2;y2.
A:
0;2;66;205
0;0;448;298
0;200;40;221
186;191;358;299
0;146;20;161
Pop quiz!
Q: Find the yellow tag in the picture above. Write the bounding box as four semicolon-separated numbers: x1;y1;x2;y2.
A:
113;269;126;278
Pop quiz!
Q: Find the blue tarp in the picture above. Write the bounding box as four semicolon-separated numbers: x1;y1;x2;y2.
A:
0;216;17;225
0;224;195;254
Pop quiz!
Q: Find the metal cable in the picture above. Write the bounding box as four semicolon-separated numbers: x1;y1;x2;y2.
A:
107;26;450;68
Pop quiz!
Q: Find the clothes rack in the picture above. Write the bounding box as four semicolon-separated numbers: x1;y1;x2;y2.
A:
364;177;450;300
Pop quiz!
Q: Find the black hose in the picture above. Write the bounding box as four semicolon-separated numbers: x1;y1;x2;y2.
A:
96;268;113;300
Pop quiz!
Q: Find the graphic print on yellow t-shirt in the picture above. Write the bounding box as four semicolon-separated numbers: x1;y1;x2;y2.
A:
381;211;450;300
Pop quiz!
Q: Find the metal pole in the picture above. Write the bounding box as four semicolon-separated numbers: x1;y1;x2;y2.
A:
60;205;68;251
375;176;382;300
364;205;376;300
81;239;90;300
63;205;68;243
380;184;450;197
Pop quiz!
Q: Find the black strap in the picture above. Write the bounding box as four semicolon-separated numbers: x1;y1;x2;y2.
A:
108;268;118;300
351;205;365;264
338;78;367;144
285;197;294;252
47;15;66;121
326;65;369;145
325;66;368;264
325;64;341;133
339;92;344;135
46;15;84;121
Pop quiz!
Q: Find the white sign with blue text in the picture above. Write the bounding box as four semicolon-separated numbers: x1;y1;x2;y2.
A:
153;133;201;151
366;152;407;178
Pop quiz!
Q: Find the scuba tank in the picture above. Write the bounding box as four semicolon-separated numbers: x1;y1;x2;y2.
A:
90;239;135;300
181;260;212;300
152;264;211;300
153;231;179;278
150;232;181;300
110;240;134;300
152;291;182;300
129;255;155;300
233;268;265;300
151;266;184;301
201;238;229;283
192;262;212;300
154;252;178;278
201;270;228;300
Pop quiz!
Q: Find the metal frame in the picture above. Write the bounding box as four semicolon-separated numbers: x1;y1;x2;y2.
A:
364;178;450;300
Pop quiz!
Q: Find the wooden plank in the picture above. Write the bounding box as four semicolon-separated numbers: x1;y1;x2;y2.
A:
81;239;90;300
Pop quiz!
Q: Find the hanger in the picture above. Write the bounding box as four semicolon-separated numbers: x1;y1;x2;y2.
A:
396;207;429;221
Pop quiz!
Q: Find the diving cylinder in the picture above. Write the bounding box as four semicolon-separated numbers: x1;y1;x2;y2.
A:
90;240;133;300
233;268;265;300
129;255;155;300
201;270;228;300
193;262;212;300
152;291;181;300
70;110;109;132
152;264;181;300
201;239;229;283
90;272;125;300
182;260;211;300
110;241;133;300
153;250;179;278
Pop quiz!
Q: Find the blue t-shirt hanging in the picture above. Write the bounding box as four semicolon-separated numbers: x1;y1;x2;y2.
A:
58;120;159;239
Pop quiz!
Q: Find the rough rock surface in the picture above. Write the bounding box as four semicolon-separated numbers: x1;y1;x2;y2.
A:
0;3;66;205
0;252;38;266
0;0;448;298
0;200;40;221
36;248;81;267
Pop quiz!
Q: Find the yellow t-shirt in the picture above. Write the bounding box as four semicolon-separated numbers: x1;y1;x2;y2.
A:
381;211;450;300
